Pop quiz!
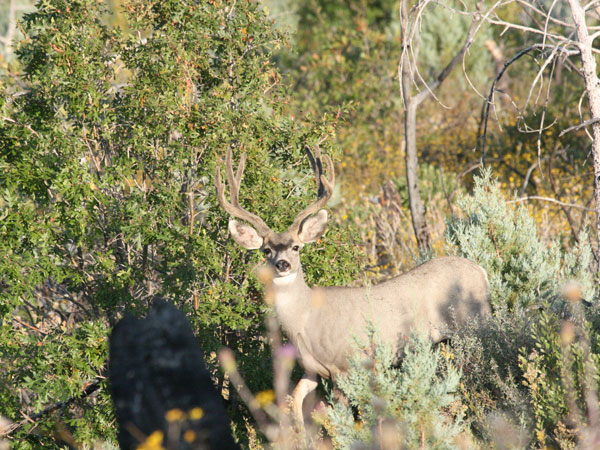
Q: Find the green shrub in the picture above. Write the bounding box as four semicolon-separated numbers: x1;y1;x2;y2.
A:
323;328;468;449
446;168;594;309
0;0;363;447
447;169;599;448
452;301;600;448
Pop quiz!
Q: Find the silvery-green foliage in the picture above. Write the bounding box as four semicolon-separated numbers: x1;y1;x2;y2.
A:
326;328;466;449
559;230;595;300
446;168;596;309
418;0;493;87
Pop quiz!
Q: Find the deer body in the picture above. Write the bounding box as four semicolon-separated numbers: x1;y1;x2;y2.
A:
215;146;491;424
270;256;490;379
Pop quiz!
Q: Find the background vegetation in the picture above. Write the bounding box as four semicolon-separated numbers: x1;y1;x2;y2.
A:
1;0;598;448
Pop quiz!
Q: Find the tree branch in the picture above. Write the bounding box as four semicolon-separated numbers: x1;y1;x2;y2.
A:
559;117;600;136
0;377;104;438
479;43;579;159
508;195;594;211
413;7;484;106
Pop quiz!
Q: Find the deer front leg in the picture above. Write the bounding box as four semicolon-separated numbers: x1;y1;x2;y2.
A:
292;373;318;425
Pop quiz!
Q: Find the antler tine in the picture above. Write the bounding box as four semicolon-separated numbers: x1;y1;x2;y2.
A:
224;146;245;207
215;147;272;237
289;146;335;234
305;146;323;197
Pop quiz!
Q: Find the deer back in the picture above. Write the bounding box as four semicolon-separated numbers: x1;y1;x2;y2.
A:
282;256;490;379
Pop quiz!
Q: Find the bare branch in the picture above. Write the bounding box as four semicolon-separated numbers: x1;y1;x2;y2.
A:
524;34;576;111
413;4;486;106
584;0;600;11
486;17;571;41
534;49;561;171
589;30;600;41
577;89;595;142
1;377;104;438
479;44;579;158
569;0;600;265
517;0;576;28
508;196;594;211
560;117;600;136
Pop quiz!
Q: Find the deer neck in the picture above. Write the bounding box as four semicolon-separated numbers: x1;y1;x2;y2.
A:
271;268;312;338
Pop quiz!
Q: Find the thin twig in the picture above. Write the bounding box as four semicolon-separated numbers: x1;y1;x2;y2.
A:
559;117;600;136
413;4;486;106
479;43;580;159
1;377;104;438
11;316;48;335
218;348;279;440
508;195;593;210
517;0;577;28
486;17;574;41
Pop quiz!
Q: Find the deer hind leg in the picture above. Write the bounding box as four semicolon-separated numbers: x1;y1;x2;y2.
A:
292;373;318;425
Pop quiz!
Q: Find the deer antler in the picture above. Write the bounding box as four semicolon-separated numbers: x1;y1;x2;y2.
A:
288;145;335;234
215;147;272;237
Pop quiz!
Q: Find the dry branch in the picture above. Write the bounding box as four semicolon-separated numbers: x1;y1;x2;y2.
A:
0;377;103;439
479;44;579;159
508;195;594;211
559;117;600;136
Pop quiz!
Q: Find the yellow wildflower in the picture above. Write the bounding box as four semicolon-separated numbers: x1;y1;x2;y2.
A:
183;430;196;443
254;389;275;407
165;408;186;422
136;431;164;450
189;407;204;420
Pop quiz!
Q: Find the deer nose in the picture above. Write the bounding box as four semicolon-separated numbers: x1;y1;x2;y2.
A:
275;260;290;272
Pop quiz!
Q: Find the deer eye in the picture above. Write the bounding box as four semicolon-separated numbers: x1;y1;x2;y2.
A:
262;248;272;256
292;245;300;252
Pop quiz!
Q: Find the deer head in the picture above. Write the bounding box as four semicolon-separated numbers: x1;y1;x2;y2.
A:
215;146;335;279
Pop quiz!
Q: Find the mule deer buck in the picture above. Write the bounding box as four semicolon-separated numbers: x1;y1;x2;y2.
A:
215;146;491;424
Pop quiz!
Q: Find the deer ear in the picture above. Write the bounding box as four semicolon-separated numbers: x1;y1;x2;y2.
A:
228;220;263;249
298;210;328;243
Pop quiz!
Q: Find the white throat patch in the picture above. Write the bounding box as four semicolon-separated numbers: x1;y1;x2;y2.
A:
272;273;297;286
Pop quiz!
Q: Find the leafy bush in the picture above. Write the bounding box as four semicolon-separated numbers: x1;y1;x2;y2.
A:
322;328;468;449
451;300;600;448
447;170;599;448
446;168;594;309
0;0;363;447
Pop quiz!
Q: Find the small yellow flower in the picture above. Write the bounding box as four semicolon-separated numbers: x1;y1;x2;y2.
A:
165;408;186;422
254;389;275;407
189;407;204;420
536;429;546;443
136;430;164;450
183;430;196;443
